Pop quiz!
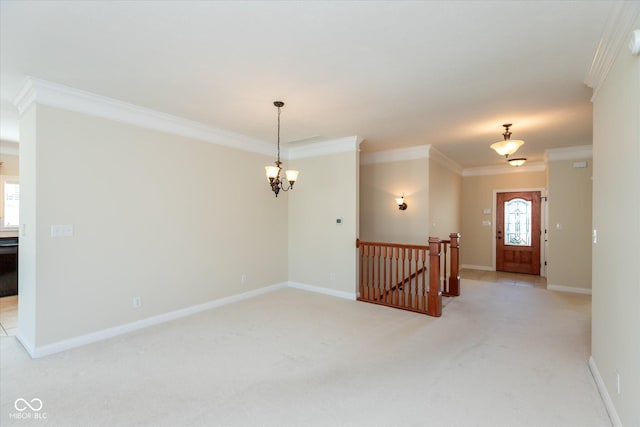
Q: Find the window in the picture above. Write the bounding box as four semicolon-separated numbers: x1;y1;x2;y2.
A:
1;175;19;230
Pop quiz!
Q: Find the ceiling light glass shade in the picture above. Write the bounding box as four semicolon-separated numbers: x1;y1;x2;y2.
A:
265;165;280;180
490;139;524;156
285;169;299;183
508;158;527;167
395;195;408;210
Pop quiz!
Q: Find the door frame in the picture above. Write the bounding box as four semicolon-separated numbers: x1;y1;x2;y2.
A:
492;187;547;277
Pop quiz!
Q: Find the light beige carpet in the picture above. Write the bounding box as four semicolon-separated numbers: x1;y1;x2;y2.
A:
0;279;611;426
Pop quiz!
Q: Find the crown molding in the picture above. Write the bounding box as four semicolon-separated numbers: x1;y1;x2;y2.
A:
462;161;546;177
584;2;640;101
13;77;277;157
359;144;462;175
428;146;463;175
286;136;362;160
360;144;430;165
544;145;593;162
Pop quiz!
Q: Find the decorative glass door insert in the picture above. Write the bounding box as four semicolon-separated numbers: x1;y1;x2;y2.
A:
504;198;531;246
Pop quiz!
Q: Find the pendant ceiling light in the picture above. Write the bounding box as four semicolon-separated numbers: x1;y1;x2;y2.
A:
507;158;527;167
490;123;524;157
490;123;526;167
265;101;299;197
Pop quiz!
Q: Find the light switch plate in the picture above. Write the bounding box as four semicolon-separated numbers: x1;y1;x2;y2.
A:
51;224;74;237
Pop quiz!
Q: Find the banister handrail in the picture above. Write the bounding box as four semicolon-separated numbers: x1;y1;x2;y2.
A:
356;239;430;251
356;233;460;317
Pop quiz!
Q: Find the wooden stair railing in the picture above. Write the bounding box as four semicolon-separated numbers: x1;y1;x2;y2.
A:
356;233;460;317
441;233;461;297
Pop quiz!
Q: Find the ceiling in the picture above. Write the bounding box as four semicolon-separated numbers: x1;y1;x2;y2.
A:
0;1;616;168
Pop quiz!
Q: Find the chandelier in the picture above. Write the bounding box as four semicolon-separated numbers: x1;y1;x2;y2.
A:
490;123;526;167
265;101;299;197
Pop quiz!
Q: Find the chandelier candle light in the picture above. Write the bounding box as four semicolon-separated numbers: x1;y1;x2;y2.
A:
265;101;299;197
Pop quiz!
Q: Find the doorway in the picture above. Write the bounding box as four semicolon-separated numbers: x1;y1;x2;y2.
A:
496;191;541;275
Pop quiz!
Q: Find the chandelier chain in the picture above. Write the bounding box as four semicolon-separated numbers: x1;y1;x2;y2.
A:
277;105;281;163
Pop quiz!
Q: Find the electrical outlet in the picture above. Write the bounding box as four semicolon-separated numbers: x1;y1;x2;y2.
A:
330;272;336;281
616;372;621;395
132;296;142;309
241;274;247;284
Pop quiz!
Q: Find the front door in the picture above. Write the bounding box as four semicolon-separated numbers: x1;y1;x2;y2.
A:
496;191;541;275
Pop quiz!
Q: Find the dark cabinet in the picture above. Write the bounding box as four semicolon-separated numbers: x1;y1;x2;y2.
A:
0;237;18;297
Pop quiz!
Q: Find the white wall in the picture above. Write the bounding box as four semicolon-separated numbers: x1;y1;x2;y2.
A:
19;104;289;348
288;149;359;296
591;21;640;426
17;106;37;347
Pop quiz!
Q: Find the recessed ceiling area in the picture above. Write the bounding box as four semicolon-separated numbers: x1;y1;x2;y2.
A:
0;1;616;168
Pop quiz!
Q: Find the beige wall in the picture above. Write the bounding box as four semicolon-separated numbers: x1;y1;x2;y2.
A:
461;171;546;269
591;21;640;426
429;158;461;239
359;158;429;245
546;159;592;291
19;105;289;348
288;150;358;295
0;150;19;176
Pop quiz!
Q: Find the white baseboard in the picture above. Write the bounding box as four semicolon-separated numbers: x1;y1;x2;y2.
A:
287;281;357;300
19;281;357;359
15;332;35;356
547;284;592;295
589;356;622;426
461;264;493;271
23;282;288;359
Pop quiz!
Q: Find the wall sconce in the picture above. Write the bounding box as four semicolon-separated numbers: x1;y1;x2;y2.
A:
396;194;408;211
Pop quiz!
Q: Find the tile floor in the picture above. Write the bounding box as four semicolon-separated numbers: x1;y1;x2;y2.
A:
0;295;18;336
0;270;547;338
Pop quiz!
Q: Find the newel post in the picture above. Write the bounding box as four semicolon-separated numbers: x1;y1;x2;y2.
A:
427;237;443;317
448;233;461;297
